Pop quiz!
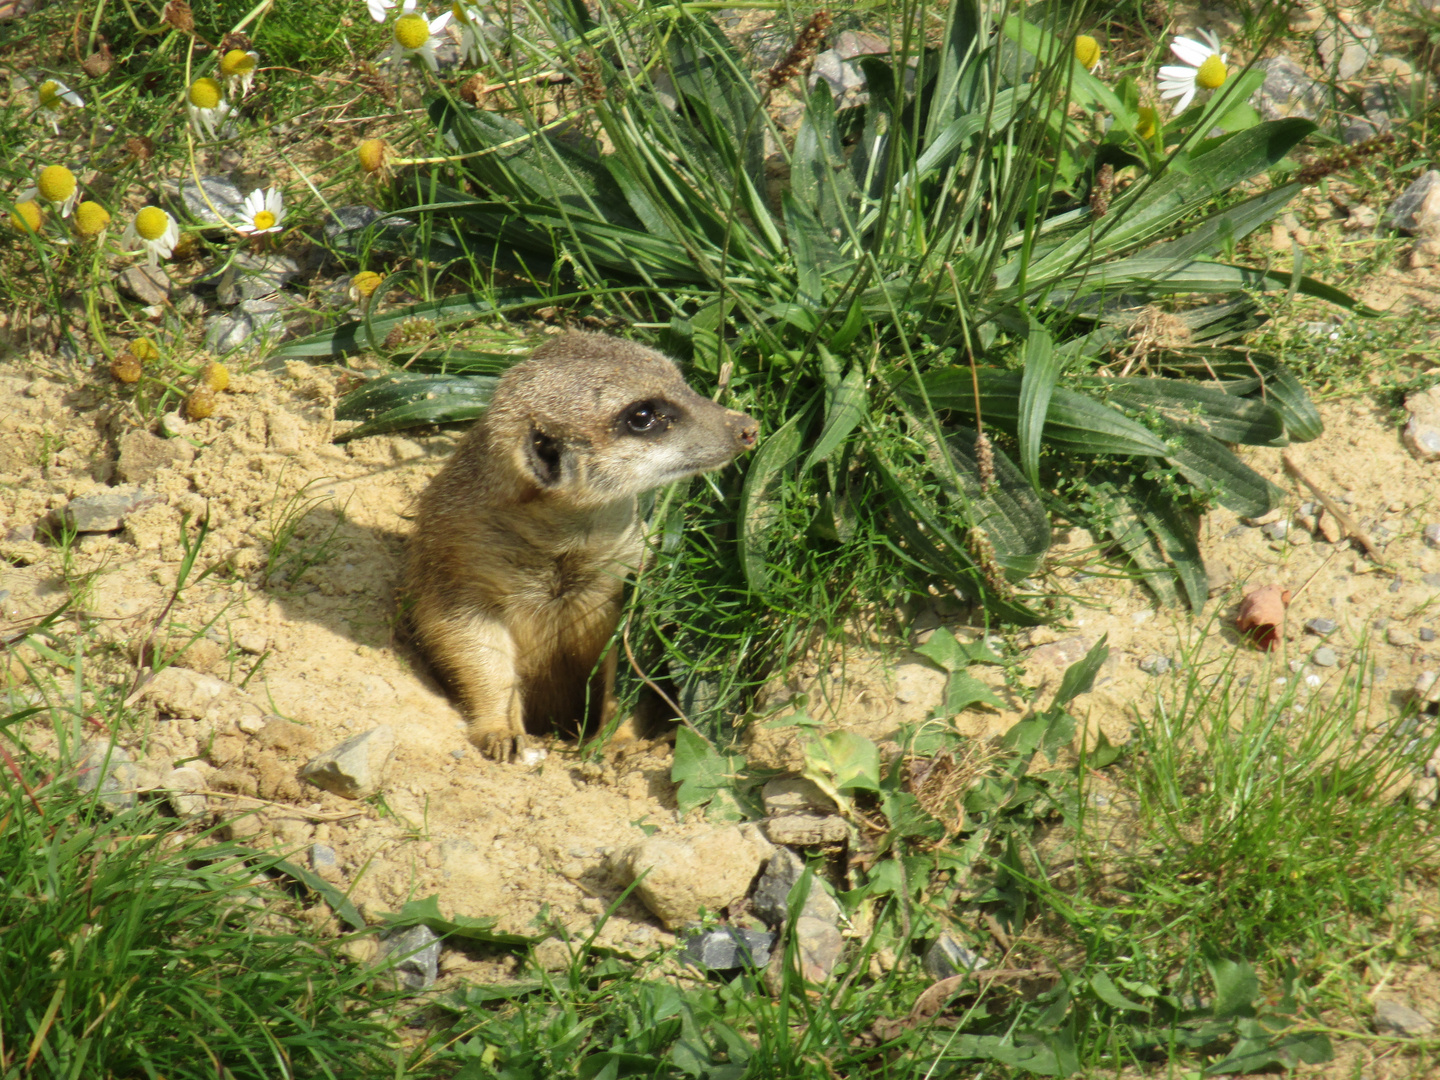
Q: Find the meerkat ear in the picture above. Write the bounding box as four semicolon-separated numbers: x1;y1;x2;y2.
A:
524;427;563;486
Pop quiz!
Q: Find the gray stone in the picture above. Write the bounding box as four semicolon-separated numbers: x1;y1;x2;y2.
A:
1423;629;1437;643
1311;646;1338;667
1389;627;1418;647
680;926;773;970
162;766;208;817
118;264;173;304
1426;574;1440;589
204;298;285;352
763;814;850;847
300;725;396;799
1315;24;1377;80
1403;386;1440;462
1343;119;1381;145
808;49;866;101
1424;524;1440;549
1253;57;1326;121
1139;655;1171;675
379;924;440;991
52;486;161;533
794;915;845;982
1374;999;1435;1037
309;843;337;869
1388;171;1440;234
213;253;302;305
76;741;140;810
923;935;988;980
1305;618;1338;636
750;848;841;928
116;430;194;484
616;824;774;929
323;205;414;251
761;776;837;816
1263;519;1290;541
832;30;889;60
181;176;246;225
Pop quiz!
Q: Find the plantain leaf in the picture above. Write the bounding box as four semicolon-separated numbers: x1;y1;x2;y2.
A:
1157;353;1323;441
1162;426;1283;519
738;409;808;591
934;426;1051;578
333;373;495;442
1017;320;1062;491
802;361;868;472
1080;376;1288;446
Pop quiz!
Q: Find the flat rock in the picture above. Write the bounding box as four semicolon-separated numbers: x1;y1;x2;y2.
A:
794;915;844;982
1314;23;1376;80
300;725;397;800
116;430;195;484
923;935;989;980
1402;386;1440;462
1252;58;1325;121
181;176;246;225
213;253;302;305
616;824;774;929
832;30;889;59
750;847;842;928
323;205;414;252
52;486;162;533
378;925;440;992
1387;171;1440;236
680;926;773;970
205;298;285;352
118;264;173;304
77;741;141;810
1374;999;1435;1037
162;765;208;817
808;49;866;102
763;814;850;847
762;775;838;816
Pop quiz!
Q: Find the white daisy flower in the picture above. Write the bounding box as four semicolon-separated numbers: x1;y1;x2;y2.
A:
236;187;285;236
124;205;181;266
186;77;235;140
366;0;416;22
219;48;260;98
1158;29;1228;115
22;164;80;218
388;9;453;71
35;78;84;134
452;2;492;64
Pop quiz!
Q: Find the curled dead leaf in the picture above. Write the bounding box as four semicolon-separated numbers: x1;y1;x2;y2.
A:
1236;584;1290;651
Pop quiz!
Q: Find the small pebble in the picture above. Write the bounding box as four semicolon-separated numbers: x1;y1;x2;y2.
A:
1423;523;1440;550
1374;618;1390;631
1263;520;1289;541
1424;573;1440;588
1305;618;1338;636
1389;627;1417;647
1311;646;1338;667
1139;655;1171;675
1424;629;1438;643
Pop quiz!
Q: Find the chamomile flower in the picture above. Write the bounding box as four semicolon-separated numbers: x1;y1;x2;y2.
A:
366;0;416;22
1073;35;1102;74
387;9;453;71
451;2;492;63
357;138;393;179
186;77;234;140
9;200;43;234
1158;29;1228;115
219;48;259;98
29;164;79;218
236;187;285;236
73;200;111;238
35;78;84;134
124;205;180;265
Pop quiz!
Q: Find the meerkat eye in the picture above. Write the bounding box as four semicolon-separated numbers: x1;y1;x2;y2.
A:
622;401;661;434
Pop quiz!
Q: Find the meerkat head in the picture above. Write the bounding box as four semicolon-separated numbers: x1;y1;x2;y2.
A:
488;332;757;507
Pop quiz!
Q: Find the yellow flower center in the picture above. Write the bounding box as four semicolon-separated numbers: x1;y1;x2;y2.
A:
131;338;160;361
220;49;256;76
74;201;111;236
1196;54;1227;90
394;13;429;50
188;77;222;110
1135;106;1158;140
352;271;383;298
10;200;42;233
38;165;76;203
135;206;171;241
1073;35;1100;71
38;80;62;109
252;210;277;231
358;138;391;174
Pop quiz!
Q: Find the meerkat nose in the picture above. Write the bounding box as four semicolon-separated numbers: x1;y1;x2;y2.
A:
730;414;759;449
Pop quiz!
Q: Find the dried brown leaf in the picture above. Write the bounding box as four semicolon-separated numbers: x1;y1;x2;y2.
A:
1236;584;1290;651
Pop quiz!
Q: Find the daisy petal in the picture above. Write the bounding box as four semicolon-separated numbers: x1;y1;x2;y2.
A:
1169;36;1213;66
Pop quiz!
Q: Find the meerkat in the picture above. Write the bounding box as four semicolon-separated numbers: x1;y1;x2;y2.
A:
405;331;758;761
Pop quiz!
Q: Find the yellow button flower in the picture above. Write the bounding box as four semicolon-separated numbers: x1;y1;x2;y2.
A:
186;77;234;140
1073;35;1101;73
74;200;111;237
124;205;181;265
1158;29;1228;114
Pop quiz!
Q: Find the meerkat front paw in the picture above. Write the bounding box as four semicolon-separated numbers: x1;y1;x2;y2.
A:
471;727;529;763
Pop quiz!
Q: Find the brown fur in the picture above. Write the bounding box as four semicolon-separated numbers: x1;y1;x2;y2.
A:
405;331;757;760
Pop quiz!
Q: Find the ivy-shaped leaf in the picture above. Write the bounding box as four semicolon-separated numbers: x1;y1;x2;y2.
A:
671;726;745;817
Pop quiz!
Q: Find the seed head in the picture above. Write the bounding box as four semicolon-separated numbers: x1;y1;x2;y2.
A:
135;206;171;241
394;13;430;50
162;0;194;33
764;11;832;90
1073;35;1100;71
350;270;384;301
111;352;142;383
220;49;256;77
82;42;114;78
186;387;218;420
383;317;435;350
74;200;111;236
126;136;156;162
358;138;393;178
188;77;222;110
202;361;230;391
38;165;77;204
9;200;42;233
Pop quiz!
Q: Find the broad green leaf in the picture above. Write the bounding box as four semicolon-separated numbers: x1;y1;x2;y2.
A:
737;408;808;591
1132;489;1208;610
1055;634;1109;707
1092;483;1185;607
1091;971;1151;1013
792;81;859;238
1080;376;1287;446
377;894;537;944
914;626;1004;671
934;427;1051;578
1158;353;1323;441
1206;1030;1334;1075
1163;425;1282;519
1018;320;1062;491
942;670;1005;715
274;288;546;358
333;374;495;442
923;0;984;143
672;726;745;817
801;362;867;472
1206;950;1260;1020
804;730;881;798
